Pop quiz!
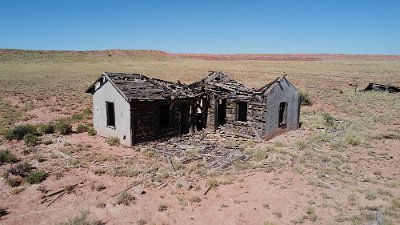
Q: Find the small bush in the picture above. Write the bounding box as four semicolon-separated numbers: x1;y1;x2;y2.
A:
4;124;37;140
55;121;72;135
322;113;334;126
76;124;88;133
94;184;106;192
365;191;377;200
8;162;34;177
96;202;106;209
23;133;38;146
87;127;97;136
43;139;53;145
57;211;102;225
306;206;317;221
5;176;23;187
116;191;135;206
246;148;268;161
106;137;120;146
83;108;92;116
189;196;202;203
113;166;139;177
34;154;46;162
10;187;25;195
68;159;80;167
207;179;219;188
0;149;17;164
25;170;47;184
300;92;312;106
345;134;362;146
37;123;55;134
158;204;168;212
0;207;8;217
71;113;84;121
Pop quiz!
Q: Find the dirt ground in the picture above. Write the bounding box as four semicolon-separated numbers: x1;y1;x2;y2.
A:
0;50;399;225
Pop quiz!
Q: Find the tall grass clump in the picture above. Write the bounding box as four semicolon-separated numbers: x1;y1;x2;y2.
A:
57;211;102;225
23;133;38;146
37;123;55;134
0;99;23;135
55;120;72;135
106;137;120;146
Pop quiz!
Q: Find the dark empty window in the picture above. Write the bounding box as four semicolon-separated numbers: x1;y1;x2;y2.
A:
159;104;170;128
237;102;248;122
106;101;115;127
279;102;287;127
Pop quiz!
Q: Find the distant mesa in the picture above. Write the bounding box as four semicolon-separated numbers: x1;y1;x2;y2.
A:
1;49;399;61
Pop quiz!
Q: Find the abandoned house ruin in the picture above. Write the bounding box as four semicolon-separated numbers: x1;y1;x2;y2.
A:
85;71;300;146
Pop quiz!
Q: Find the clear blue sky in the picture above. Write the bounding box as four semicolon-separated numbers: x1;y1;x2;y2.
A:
1;0;399;54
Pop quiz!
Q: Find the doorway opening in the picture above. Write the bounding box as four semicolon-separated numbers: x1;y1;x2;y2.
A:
106;101;115;128
236;102;248;122
159;104;170;128
216;99;226;127
278;102;287;128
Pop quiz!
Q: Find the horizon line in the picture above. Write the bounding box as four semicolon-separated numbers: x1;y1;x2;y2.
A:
1;48;400;56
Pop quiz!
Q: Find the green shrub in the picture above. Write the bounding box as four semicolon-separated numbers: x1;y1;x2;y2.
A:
4;124;37;140
106;137;120;146
8;162;34;177
116;191;135;206
25;170;47;184
300;92;312;106
55;121;72;135
37;123;55;134
76;124;88;133
23;133;38;146
87;127;97;136
322;113;334;126
0;149;17;164
0;207;8;217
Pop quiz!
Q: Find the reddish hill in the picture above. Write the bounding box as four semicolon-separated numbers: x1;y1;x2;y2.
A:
1;49;400;61
169;53;400;61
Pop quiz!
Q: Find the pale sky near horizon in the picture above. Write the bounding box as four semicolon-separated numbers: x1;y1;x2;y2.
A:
1;0;399;54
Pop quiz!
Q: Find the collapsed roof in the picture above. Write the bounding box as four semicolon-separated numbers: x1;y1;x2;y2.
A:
86;71;289;101
189;71;255;95
85;72;195;100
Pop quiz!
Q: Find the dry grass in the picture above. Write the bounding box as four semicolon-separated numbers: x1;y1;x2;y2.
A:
1;50;400;224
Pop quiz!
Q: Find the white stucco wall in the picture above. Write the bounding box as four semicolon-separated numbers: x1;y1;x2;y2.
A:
92;80;132;146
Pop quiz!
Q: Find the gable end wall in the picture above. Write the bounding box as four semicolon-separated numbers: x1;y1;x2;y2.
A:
264;79;299;139
92;80;132;146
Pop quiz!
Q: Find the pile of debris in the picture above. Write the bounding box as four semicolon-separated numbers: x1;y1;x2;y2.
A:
364;83;400;93
140;131;252;171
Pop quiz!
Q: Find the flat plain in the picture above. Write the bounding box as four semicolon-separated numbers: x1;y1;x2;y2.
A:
0;50;399;225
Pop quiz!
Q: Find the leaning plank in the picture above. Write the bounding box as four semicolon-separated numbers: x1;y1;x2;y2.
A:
42;180;85;198
203;186;212;196
47;192;66;207
111;184;139;197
